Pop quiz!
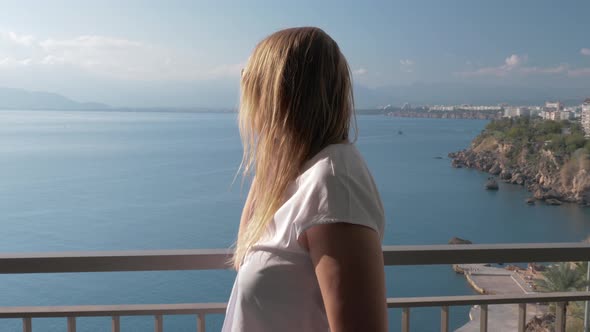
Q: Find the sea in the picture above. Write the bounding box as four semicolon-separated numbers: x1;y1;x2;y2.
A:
0;110;589;331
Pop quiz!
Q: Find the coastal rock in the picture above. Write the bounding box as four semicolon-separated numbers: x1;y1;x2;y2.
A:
525;313;554;332
448;237;472;245
489;163;502;175
449;128;590;205
544;190;560;200
499;170;512;181
545;198;562;206
525;197;536;205
510;173;525;185
451;159;464;168
485;178;499;190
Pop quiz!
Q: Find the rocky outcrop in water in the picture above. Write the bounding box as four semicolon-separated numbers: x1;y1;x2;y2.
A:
449;125;590;205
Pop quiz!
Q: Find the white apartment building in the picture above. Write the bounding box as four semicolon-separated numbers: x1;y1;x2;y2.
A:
504;106;530;118
429;105;456;111
545;101;563;111
582;99;590;137
558;111;573;121
504;107;519;118
545;111;558;121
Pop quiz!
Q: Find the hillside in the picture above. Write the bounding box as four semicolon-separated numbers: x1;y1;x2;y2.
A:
449;117;590;205
0;88;109;110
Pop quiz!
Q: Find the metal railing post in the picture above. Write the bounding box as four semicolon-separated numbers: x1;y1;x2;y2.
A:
401;308;410;332
112;316;120;332
555;302;567;332
67;317;76;332
518;303;526;332
155;314;163;332
22;318;31;332
584;262;590;332
479;304;488;332
440;306;449;332
197;313;205;332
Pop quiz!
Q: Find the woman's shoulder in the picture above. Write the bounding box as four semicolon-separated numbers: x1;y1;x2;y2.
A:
299;143;368;184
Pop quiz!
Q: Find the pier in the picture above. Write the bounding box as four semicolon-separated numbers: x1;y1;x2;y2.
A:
455;264;548;331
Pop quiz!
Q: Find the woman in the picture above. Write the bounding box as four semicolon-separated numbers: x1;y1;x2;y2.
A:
223;27;387;332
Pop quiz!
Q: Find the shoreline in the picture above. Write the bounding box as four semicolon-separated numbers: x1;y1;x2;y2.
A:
454;264;547;331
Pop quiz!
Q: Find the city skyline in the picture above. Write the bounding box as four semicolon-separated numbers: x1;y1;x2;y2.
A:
1;0;589;108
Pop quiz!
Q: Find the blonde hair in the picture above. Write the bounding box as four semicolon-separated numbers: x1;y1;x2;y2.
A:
233;27;356;269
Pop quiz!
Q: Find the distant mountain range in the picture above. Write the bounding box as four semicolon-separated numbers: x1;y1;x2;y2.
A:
0;87;109;110
1;84;588;111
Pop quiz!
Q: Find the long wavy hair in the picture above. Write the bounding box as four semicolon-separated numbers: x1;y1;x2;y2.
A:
232;27;356;269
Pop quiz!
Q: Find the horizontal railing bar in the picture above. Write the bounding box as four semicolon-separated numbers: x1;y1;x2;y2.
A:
382;243;590;265
1;292;588;319
0;243;588;274
0;249;232;274
388;291;590;308
0;303;227;319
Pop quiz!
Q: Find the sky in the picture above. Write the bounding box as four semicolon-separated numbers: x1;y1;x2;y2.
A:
1;0;589;108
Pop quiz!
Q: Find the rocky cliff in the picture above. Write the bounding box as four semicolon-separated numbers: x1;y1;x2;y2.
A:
449;118;590;205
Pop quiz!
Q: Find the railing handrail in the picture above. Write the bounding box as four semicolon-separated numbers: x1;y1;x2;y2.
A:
1;243;588;332
1;291;590;319
0;243;588;274
388;291;590;307
0;303;227;319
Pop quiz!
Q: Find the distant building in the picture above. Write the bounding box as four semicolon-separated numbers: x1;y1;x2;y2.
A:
504;107;518;118
428;104;502;112
528;106;543;117
459;105;502;111
504;106;530;118
582;99;590;137
429;105;456;111
545;111;559;121
401;103;412;110
545;101;563;112
558;111;573;121
517;108;531;117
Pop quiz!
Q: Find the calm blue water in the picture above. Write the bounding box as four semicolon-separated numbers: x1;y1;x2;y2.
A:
0;110;589;331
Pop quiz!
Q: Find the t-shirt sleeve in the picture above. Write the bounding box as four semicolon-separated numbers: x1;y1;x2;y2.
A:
292;163;385;241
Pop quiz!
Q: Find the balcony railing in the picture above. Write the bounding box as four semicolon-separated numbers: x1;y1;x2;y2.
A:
1;243;590;332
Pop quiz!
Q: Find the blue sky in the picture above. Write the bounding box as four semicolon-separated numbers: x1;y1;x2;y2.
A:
1;0;589;107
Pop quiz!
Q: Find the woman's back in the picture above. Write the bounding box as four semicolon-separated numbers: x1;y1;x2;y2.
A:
223;143;384;332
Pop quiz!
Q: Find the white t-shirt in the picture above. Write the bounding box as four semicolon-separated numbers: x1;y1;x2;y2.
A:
222;143;385;332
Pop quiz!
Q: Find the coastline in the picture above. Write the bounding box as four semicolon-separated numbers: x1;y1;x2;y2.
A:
454;264;548;331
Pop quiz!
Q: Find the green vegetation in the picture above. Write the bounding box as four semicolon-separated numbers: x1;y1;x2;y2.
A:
535;262;587;292
535;262;589;331
478;117;589;163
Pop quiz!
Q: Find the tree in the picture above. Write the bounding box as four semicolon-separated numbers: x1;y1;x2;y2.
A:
536;262;587;292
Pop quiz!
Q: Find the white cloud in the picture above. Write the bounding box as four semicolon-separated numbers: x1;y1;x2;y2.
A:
456;54;577;77
520;64;568;74
400;59;414;73
504;54;525;67
353;67;367;75
581;48;590;56
0;31;35;46
568;67;590;77
0;56;35;67
0;29;243;81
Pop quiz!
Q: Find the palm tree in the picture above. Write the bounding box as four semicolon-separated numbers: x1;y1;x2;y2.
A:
535;262;587;292
535;263;588;331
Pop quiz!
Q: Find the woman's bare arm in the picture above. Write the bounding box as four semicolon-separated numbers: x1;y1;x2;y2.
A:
301;223;388;332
